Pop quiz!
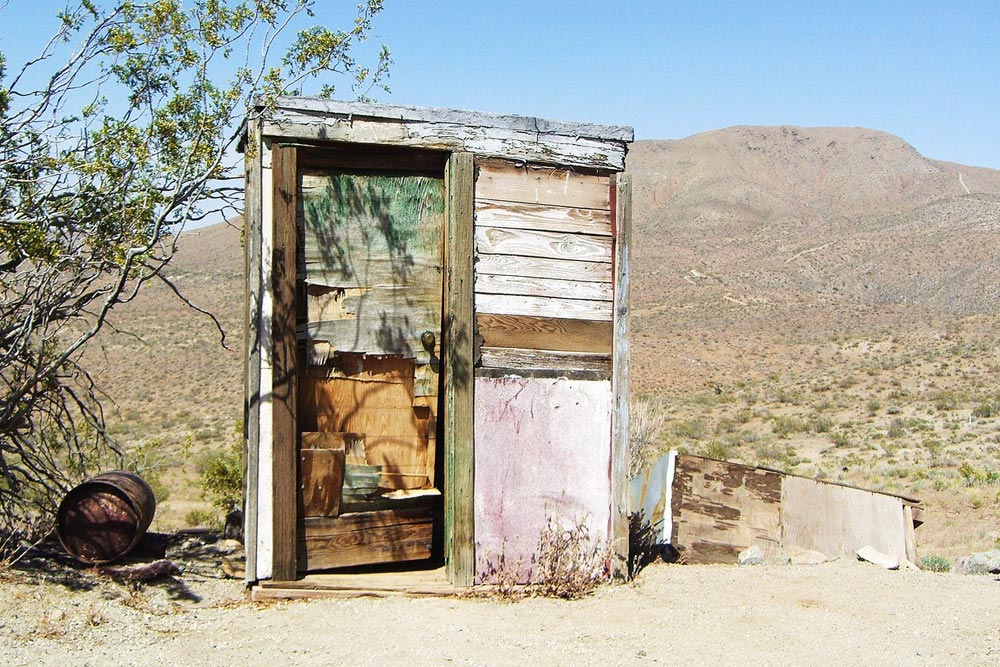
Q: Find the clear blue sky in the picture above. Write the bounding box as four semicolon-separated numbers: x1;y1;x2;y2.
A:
3;1;999;168
368;1;1000;169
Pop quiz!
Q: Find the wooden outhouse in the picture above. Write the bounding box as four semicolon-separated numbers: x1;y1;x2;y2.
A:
241;98;633;591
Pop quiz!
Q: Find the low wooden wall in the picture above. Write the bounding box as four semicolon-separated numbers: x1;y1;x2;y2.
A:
666;454;920;565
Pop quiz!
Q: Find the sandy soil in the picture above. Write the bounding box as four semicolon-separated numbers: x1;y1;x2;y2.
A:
3;559;999;667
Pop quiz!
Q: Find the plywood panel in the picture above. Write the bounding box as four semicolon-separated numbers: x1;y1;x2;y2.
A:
475;161;611;208
671;455;783;564
782;475;909;562
301;431;364;450
475;254;612;283
315;408;430;438
475;314;612;353
297;508;434;571
474;273;612;302
301;376;413;411
475;293;612;321
475;200;612;236
475;227;612;263
473;377;612;582
298;448;345;517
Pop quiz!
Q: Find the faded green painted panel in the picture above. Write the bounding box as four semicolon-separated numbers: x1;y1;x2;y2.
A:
300;171;445;357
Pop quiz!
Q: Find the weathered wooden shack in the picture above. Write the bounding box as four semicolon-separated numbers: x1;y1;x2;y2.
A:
241;98;633;594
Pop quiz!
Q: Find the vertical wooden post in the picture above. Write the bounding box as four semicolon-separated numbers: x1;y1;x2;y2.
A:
270;144;298;581
444;152;475;587
610;173;632;579
243;118;263;582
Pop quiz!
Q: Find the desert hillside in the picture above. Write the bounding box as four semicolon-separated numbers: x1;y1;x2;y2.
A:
89;126;1000;560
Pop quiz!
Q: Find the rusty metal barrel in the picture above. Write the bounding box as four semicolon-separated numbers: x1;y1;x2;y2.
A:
56;471;156;564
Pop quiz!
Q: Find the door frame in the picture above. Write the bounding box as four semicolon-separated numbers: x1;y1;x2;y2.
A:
266;143;475;586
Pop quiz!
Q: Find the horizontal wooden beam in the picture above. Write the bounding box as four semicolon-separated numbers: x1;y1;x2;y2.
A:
475;314;612;354
262;112;626;171
479;347;612;374
266;96;634;142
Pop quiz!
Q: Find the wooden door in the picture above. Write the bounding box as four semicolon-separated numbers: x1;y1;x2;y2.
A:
295;167;445;571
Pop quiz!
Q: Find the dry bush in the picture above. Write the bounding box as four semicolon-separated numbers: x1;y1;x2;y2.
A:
630;399;669;478
531;518;611;599
476;517;612;601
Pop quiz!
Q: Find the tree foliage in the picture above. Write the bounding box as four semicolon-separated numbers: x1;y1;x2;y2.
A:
0;0;389;541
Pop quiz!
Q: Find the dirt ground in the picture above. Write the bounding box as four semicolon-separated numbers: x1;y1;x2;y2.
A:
2;556;999;667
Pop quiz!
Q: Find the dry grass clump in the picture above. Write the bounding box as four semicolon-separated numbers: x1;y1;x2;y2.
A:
629;398;669;478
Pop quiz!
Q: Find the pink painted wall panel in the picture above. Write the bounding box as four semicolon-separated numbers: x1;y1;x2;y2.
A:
473;376;612;581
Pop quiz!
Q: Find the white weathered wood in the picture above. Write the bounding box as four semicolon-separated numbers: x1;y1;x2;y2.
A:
256;137;275;581
474;273;612;302
475;253;612;283
262;112;626;171
243;118;262;583
475;227;612;263
475;200;612;236
476;293;612;321
479;347;612;372
475;162;612;209
268;96;635;142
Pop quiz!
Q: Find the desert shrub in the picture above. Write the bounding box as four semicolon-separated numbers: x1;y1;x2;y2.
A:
673;418;709;442
198;424;243;513
809;415;834;433
772;415;808;439
958;463;987;487
184;509;218;528
699;440;733;461
972;398;1000;419
838;375;859;389
920;555;951;572
829;431;853;448
931;390;961;412
887;419;906;439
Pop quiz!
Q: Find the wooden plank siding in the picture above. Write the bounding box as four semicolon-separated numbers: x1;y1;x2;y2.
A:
472;158;614;375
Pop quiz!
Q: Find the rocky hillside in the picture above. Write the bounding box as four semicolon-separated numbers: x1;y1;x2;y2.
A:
625;127;1000;393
